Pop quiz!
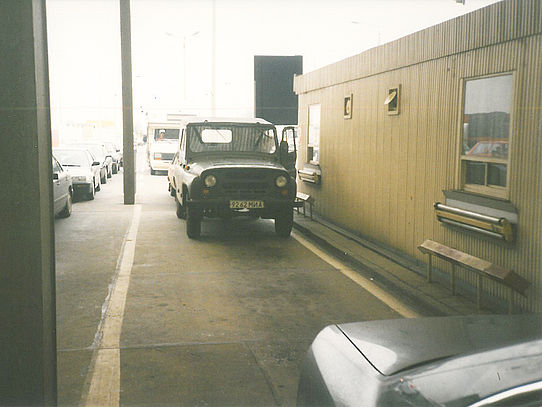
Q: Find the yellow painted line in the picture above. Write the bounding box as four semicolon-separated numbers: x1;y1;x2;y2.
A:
83;205;142;407
292;231;420;319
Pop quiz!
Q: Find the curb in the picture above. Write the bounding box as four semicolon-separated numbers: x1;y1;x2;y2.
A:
293;219;471;317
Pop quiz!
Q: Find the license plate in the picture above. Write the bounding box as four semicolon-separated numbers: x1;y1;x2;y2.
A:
229;200;264;209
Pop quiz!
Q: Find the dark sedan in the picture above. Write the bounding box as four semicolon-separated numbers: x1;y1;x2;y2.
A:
297;315;542;407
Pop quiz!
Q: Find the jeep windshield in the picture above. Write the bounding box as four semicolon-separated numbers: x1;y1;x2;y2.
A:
186;124;277;155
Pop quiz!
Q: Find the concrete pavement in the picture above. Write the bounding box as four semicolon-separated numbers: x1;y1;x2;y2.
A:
55;154;406;406
54;149;487;406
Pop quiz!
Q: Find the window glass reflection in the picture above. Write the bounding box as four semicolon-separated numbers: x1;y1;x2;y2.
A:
462;75;512;158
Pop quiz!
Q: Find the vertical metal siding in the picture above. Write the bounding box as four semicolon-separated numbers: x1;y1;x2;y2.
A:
294;0;542;312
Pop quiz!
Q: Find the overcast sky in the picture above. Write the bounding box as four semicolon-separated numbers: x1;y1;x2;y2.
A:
46;0;501;136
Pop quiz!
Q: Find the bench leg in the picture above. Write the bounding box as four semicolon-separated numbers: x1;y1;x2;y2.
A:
451;265;456;295
426;254;432;283
477;274;483;312
309;203;313;221
508;288;514;314
303;203;306;217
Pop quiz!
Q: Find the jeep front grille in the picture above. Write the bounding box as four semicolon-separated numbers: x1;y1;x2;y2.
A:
222;181;268;196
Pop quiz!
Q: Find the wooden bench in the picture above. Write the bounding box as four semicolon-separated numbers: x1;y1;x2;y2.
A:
418;239;529;313
295;192;315;220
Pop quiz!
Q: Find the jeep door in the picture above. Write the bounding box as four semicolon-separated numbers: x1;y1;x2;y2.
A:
280;126;298;178
173;128;187;200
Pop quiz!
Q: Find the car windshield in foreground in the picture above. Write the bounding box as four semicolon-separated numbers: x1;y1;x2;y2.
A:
187;124;277;155
53;149;90;167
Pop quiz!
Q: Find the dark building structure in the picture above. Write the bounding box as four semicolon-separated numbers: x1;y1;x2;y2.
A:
254;55;303;125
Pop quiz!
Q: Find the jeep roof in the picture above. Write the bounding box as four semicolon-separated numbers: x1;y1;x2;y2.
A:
183;117;273;126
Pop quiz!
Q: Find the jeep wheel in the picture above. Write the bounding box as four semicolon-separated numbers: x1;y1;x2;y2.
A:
175;194;186;219
186;206;202;239
275;209;293;237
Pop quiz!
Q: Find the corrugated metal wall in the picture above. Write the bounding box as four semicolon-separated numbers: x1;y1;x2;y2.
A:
294;0;542;312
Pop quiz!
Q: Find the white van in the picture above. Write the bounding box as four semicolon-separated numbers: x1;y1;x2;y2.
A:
146;122;180;175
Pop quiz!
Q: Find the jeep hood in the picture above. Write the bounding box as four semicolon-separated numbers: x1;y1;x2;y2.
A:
189;155;287;174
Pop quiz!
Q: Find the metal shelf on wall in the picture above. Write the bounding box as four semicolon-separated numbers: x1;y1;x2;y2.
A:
434;202;514;242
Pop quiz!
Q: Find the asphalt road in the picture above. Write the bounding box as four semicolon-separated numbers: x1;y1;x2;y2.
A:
54;148;404;406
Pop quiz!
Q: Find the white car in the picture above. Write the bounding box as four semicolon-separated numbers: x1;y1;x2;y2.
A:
52;155;73;217
104;141;122;174
74;142;112;183
53;147;101;200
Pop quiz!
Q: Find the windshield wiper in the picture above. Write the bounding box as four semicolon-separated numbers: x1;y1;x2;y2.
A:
63;164;81;167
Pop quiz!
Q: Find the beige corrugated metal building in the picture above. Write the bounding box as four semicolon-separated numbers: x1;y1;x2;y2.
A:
294;0;542;312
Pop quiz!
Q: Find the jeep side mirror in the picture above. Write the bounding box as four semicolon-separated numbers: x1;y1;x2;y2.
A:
53;173;59;180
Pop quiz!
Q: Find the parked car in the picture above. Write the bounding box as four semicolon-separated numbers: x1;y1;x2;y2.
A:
297;314;542;407
104;141;122;174
466;140;509;158
73;142;112;183
53;147;101;200
52;155;73;217
171;117;297;238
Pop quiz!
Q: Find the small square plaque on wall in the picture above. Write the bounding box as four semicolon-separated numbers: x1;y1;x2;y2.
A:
344;94;353;119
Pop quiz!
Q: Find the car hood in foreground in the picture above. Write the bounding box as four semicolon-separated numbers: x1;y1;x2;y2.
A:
338;314;542;376
297;315;542;407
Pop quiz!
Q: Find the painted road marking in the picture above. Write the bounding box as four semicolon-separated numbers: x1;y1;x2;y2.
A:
83;204;142;407
292;231;420;319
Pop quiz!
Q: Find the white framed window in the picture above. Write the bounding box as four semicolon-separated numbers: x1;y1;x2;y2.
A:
459;74;514;198
307;104;321;164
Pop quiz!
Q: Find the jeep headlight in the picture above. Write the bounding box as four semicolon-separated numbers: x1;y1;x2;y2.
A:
275;175;288;188
154;152;162;159
204;174;217;187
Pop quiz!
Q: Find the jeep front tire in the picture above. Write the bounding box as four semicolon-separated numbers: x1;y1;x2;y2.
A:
186;206;202;238
275;208;293;237
175;193;186;219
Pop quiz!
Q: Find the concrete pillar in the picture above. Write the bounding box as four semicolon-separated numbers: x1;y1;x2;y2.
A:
0;1;57;405
120;0;135;204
